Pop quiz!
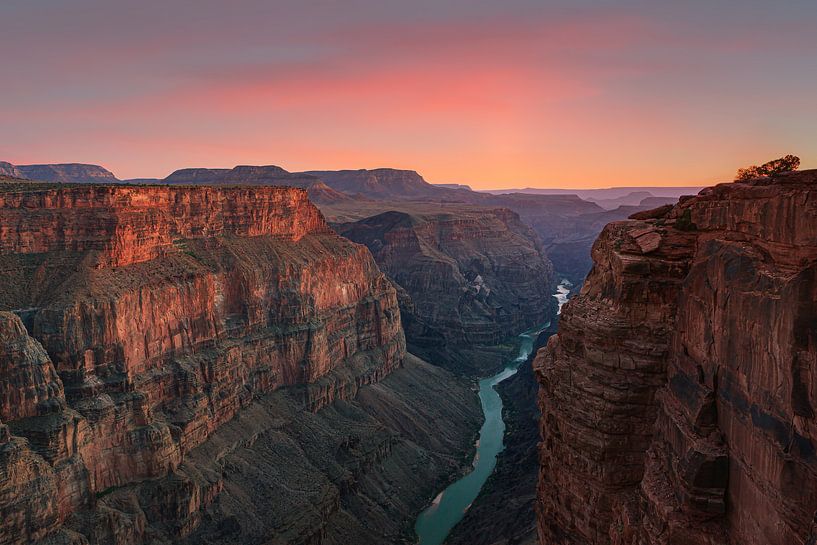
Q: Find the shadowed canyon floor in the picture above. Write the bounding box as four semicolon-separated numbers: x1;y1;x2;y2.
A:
446;325;557;545
164;355;480;545
415;325;546;545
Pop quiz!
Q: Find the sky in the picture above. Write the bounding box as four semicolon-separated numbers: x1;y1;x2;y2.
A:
1;0;816;189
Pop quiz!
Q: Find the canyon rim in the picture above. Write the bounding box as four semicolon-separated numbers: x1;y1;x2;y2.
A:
2;2;817;545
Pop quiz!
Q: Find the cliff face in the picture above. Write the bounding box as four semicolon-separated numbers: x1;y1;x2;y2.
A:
0;183;328;267
535;170;817;545
176;353;481;545
487;194;608;286
303;168;661;285
0;182;406;544
338;205;555;374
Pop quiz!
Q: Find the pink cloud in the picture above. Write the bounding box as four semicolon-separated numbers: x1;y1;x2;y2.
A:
2;6;815;186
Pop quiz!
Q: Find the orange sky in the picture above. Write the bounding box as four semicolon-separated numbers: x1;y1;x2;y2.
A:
1;1;815;189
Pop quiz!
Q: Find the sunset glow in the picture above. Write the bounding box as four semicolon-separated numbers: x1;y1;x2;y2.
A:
2;0;815;188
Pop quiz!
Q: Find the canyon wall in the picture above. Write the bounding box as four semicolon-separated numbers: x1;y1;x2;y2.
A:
0;181;408;544
338;205;555;374
535;170;817;545
308;167;629;285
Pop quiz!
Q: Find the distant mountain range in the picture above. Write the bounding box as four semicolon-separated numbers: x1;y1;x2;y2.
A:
2;160;702;281
480;185;703;209
1;160;701;207
0;161;118;183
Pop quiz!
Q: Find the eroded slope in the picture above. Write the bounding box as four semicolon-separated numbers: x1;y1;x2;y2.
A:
0;182;415;544
338;205;555;374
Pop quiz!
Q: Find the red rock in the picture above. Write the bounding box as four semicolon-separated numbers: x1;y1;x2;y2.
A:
0;182;404;544
535;169;817;545
0;312;65;421
0;184;329;267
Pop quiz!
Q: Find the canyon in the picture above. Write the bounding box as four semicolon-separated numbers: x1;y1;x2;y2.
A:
0;166;567;545
312;169;638;286
1;161;661;285
535;169;817;544
447;322;559;545
7;160;814;545
335;204;555;374
0;178;483;544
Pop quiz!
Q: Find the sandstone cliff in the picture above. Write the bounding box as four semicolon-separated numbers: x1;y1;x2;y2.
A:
338;205;556;374
535;169;817;545
0;181;411;544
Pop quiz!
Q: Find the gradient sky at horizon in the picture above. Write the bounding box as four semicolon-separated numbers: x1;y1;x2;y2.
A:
1;0;816;189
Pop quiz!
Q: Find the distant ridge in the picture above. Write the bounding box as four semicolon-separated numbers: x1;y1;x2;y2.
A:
434;183;473;191
0;162;23;178
481;185;704;199
1;161;120;183
163;164;353;204
303;168;446;200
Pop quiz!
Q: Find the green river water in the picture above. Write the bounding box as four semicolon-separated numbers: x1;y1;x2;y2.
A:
413;325;542;545
414;280;571;545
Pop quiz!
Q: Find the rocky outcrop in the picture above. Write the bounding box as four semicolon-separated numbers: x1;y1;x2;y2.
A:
164;165;352;204
338;205;555;374
11;163;120;183
0;181;406;544
535;169;817;545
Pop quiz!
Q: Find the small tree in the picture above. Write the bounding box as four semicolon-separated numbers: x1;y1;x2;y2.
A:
735;155;800;182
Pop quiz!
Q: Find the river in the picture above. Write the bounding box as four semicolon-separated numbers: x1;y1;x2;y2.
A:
414;279;572;545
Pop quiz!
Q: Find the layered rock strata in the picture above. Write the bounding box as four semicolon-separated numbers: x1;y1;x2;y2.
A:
0;182;405;544
310;167;654;284
338;205;555;374
176;354;481;545
535;170;817;545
